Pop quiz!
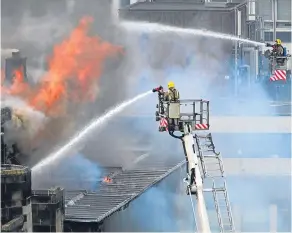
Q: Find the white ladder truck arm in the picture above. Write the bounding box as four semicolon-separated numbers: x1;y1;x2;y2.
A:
182;123;211;233
152;86;235;233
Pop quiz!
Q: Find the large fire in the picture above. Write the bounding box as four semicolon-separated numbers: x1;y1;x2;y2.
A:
2;16;123;116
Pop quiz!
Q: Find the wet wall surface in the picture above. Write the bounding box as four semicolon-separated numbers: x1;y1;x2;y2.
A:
212;133;291;158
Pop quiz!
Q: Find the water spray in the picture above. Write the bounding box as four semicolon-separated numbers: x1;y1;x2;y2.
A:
31;90;152;173
120;21;265;46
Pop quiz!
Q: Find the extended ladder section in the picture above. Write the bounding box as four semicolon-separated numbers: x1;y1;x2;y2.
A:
212;181;235;233
195;133;224;178
195;133;235;233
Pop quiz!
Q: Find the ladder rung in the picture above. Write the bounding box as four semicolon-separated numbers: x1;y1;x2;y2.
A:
217;199;227;202
223;224;232;227
207;175;224;178
207;174;224;177
218;204;228;207
220;211;230;215
204;164;220;167
202;152;217;155
219;210;230;215
205;168;221;171
213;188;225;191
205;166;221;169
206;171;222;174
206;170;222;173
204;161;220;164
208;172;223;175
203;156;218;159
217;202;228;205
218;204;228;208
204;158;219;161
222;224;232;228
208;168;223;171
217;201;228;205
221;222;233;226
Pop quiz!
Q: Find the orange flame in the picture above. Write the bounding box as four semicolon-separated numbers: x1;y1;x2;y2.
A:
10;67;30;96
103;176;113;183
2;16;123;116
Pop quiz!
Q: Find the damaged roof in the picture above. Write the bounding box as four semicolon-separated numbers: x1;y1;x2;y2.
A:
120;1;236;12
65;153;185;223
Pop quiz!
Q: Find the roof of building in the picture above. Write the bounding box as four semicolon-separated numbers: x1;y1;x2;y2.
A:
120;1;237;12
64;153;184;222
64;151;291;223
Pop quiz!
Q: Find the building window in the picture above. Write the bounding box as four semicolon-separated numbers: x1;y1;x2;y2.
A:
277;0;291;21
264;22;274;29
257;0;272;20
276;22;292;29
264;32;274;42
276;32;292;43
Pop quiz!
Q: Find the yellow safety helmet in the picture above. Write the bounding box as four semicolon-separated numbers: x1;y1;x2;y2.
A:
168;81;175;89
275;39;282;45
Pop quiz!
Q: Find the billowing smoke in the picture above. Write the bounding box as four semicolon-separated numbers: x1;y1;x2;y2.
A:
1;95;48;157
1;0;128;168
32;152;103;190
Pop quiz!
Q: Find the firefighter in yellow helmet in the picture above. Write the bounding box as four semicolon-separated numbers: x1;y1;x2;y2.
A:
266;39;284;56
152;82;180;131
164;81;180;102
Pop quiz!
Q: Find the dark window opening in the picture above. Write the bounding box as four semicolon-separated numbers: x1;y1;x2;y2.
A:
276;32;292;43
264;32;274;42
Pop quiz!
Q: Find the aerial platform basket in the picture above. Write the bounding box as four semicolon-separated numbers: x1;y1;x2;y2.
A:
264;49;291;74
156;99;210;132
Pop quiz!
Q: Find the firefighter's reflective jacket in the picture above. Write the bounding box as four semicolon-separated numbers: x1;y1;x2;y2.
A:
164;88;180;101
272;45;284;56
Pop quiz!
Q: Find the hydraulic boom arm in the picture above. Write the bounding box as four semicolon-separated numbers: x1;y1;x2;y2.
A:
182;123;211;232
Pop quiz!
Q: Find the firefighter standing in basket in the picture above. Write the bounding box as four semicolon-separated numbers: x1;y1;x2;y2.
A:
266;39;284;56
164;81;180;101
152;81;180;131
152;81;180;101
165;81;180;131
266;39;285;67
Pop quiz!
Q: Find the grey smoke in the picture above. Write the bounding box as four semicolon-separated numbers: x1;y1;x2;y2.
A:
1;0;131;167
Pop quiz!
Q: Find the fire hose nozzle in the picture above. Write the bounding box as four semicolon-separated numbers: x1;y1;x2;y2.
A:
152;86;163;93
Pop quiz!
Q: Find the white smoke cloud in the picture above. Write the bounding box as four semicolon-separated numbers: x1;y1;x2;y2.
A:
1;94;48;154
